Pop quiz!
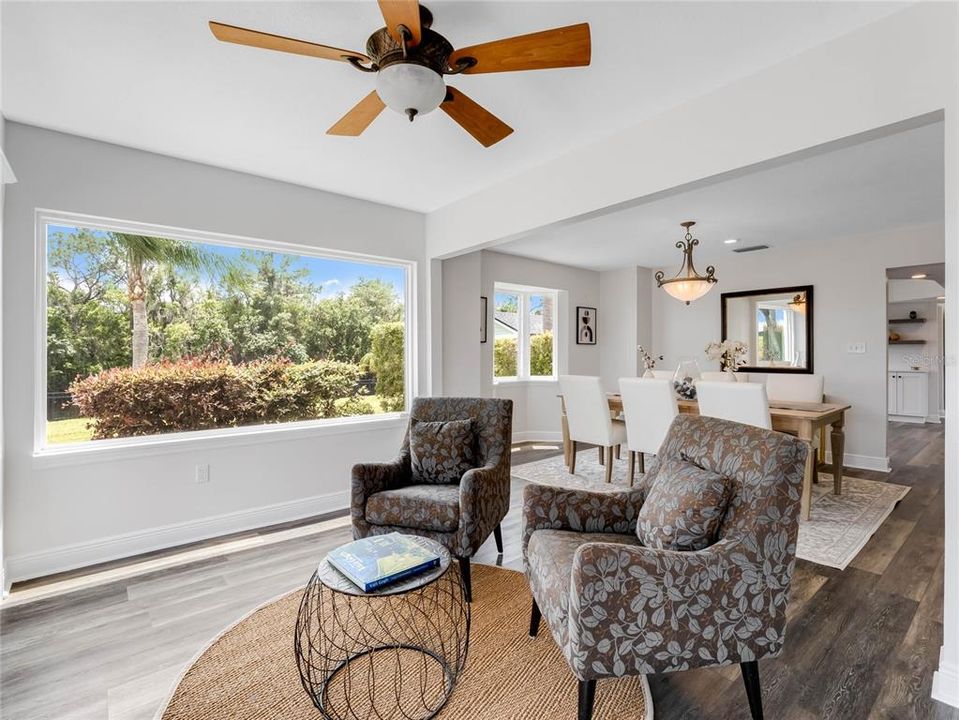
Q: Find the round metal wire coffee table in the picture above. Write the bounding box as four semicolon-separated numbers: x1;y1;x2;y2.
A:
294;536;470;720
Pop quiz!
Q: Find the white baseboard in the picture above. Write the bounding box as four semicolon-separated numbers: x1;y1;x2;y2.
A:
933;653;959;709
5;490;349;583
512;431;563;444
926;415;943;424
824;451;891;473
889;414;927;424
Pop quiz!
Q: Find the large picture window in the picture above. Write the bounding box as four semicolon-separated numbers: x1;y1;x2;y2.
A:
40;213;411;447
492;285;557;381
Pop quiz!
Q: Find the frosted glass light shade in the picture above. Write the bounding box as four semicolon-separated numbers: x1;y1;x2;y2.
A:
376;63;446;118
662;278;714;305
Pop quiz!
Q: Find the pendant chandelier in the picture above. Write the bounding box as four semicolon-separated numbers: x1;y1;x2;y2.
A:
655;221;718;305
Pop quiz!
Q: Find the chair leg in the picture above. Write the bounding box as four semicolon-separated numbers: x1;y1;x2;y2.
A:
578;679;596;720
570;440;578;475
493;523;503;555
740;661;764;720
604;447;613;483
597;446;604;465
614;444;621;460
637;451;646;474
458;556;472;603
529;597;542;637
628;451;635;486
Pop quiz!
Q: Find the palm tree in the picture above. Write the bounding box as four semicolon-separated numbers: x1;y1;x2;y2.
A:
108;233;225;369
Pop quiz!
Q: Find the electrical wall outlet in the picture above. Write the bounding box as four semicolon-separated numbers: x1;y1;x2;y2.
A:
195;464;210;484
847;342;866;354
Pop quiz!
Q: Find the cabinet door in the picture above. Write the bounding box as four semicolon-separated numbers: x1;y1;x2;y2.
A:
898;373;928;417
888;373;900;414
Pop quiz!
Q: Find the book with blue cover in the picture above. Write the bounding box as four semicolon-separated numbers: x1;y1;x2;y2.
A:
326;533;441;592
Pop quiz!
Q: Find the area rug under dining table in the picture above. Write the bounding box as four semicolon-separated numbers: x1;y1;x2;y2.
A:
513;449;909;571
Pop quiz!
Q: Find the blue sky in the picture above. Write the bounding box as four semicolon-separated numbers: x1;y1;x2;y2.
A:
47;224;406;300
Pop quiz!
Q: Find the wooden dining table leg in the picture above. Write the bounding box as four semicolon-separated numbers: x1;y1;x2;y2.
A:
830;414;845;495
561;413;571;467
798;421;816;522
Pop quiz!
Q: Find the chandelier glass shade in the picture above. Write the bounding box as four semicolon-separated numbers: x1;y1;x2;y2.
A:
655;221;718;305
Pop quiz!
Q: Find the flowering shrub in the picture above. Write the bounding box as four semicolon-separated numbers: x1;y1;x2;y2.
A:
69;358;371;440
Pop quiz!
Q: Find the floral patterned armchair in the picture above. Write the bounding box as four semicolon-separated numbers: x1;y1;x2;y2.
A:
523;415;807;720
351;397;513;601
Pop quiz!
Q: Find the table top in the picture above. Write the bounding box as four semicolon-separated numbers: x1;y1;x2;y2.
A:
604;394;850;420
316;534;452;597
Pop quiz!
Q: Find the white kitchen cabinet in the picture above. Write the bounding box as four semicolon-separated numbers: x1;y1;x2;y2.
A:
888;371;929;422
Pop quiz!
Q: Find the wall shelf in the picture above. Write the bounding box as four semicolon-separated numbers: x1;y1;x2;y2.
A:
889;339;927;345
889;318;927;324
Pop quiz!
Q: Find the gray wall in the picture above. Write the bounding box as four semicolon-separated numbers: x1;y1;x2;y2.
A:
2;123;427;580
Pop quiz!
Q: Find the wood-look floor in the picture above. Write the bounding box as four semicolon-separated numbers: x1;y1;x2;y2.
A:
0;423;953;719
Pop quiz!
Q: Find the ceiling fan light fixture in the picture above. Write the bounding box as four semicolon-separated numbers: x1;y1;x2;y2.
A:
375;62;446;119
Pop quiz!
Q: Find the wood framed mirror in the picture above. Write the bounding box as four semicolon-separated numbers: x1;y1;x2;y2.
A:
720;285;814;373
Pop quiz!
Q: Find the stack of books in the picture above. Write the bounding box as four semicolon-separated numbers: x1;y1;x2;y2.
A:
326;533;441;592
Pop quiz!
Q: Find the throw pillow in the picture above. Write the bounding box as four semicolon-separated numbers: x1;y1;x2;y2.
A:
636;457;733;551
410;418;476;485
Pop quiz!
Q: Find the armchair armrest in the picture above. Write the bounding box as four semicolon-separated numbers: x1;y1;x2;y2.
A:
350;453;411;536
456;463;510;557
566;537;793;679
521;483;643;569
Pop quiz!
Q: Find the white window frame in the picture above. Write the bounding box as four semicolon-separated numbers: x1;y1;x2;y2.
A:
492;283;559;383
34;208;417;460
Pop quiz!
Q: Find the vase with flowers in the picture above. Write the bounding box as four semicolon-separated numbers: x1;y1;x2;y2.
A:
705;340;749;375
637;345;664;378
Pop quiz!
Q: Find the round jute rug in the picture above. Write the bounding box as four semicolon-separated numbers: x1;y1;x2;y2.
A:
156;564;653;720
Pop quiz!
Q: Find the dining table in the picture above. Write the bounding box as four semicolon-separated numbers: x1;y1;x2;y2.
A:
559;394;851;521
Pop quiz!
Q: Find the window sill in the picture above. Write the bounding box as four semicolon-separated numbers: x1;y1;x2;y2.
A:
33;413;410;468
493;377;559;386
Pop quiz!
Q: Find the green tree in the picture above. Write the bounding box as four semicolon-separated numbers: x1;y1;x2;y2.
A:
368;322;405;412
108;232;226;369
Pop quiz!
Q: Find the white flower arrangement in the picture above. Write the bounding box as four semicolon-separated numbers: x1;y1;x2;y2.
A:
705;340;748;372
637;345;664;371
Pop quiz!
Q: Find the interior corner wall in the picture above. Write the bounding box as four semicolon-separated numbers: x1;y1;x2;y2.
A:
441;251;482;397
481;251;601;441
599;267;639;391
2;123;428;581
650;222;945;470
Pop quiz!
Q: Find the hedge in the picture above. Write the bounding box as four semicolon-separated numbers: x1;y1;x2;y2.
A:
69;358;372;440
493;332;552;377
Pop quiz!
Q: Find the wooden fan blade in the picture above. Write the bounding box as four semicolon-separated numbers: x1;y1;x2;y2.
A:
440;87;513;147
327;91;386;136
209;21;369;63
448;23;590;74
378;1;422;47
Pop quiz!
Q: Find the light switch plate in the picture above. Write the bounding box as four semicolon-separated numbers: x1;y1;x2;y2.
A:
847;342;866;354
195;464;210;484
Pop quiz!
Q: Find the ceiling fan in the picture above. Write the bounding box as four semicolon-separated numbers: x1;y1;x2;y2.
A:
209;0;590;147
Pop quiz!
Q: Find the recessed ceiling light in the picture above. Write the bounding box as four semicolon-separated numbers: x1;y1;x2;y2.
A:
724;238;739;245
911;273;928;279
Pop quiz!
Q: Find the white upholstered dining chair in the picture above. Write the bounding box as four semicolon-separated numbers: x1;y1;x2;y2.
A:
696;381;772;429
765;374;824;403
560;375;627;483
646;370;675;380
618;377;678;484
700;371;734;382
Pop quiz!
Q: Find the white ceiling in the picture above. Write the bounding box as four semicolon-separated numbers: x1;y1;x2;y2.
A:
495;120;944;271
1;1;907;212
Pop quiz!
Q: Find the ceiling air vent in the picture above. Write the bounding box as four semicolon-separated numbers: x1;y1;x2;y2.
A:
732;244;769;254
